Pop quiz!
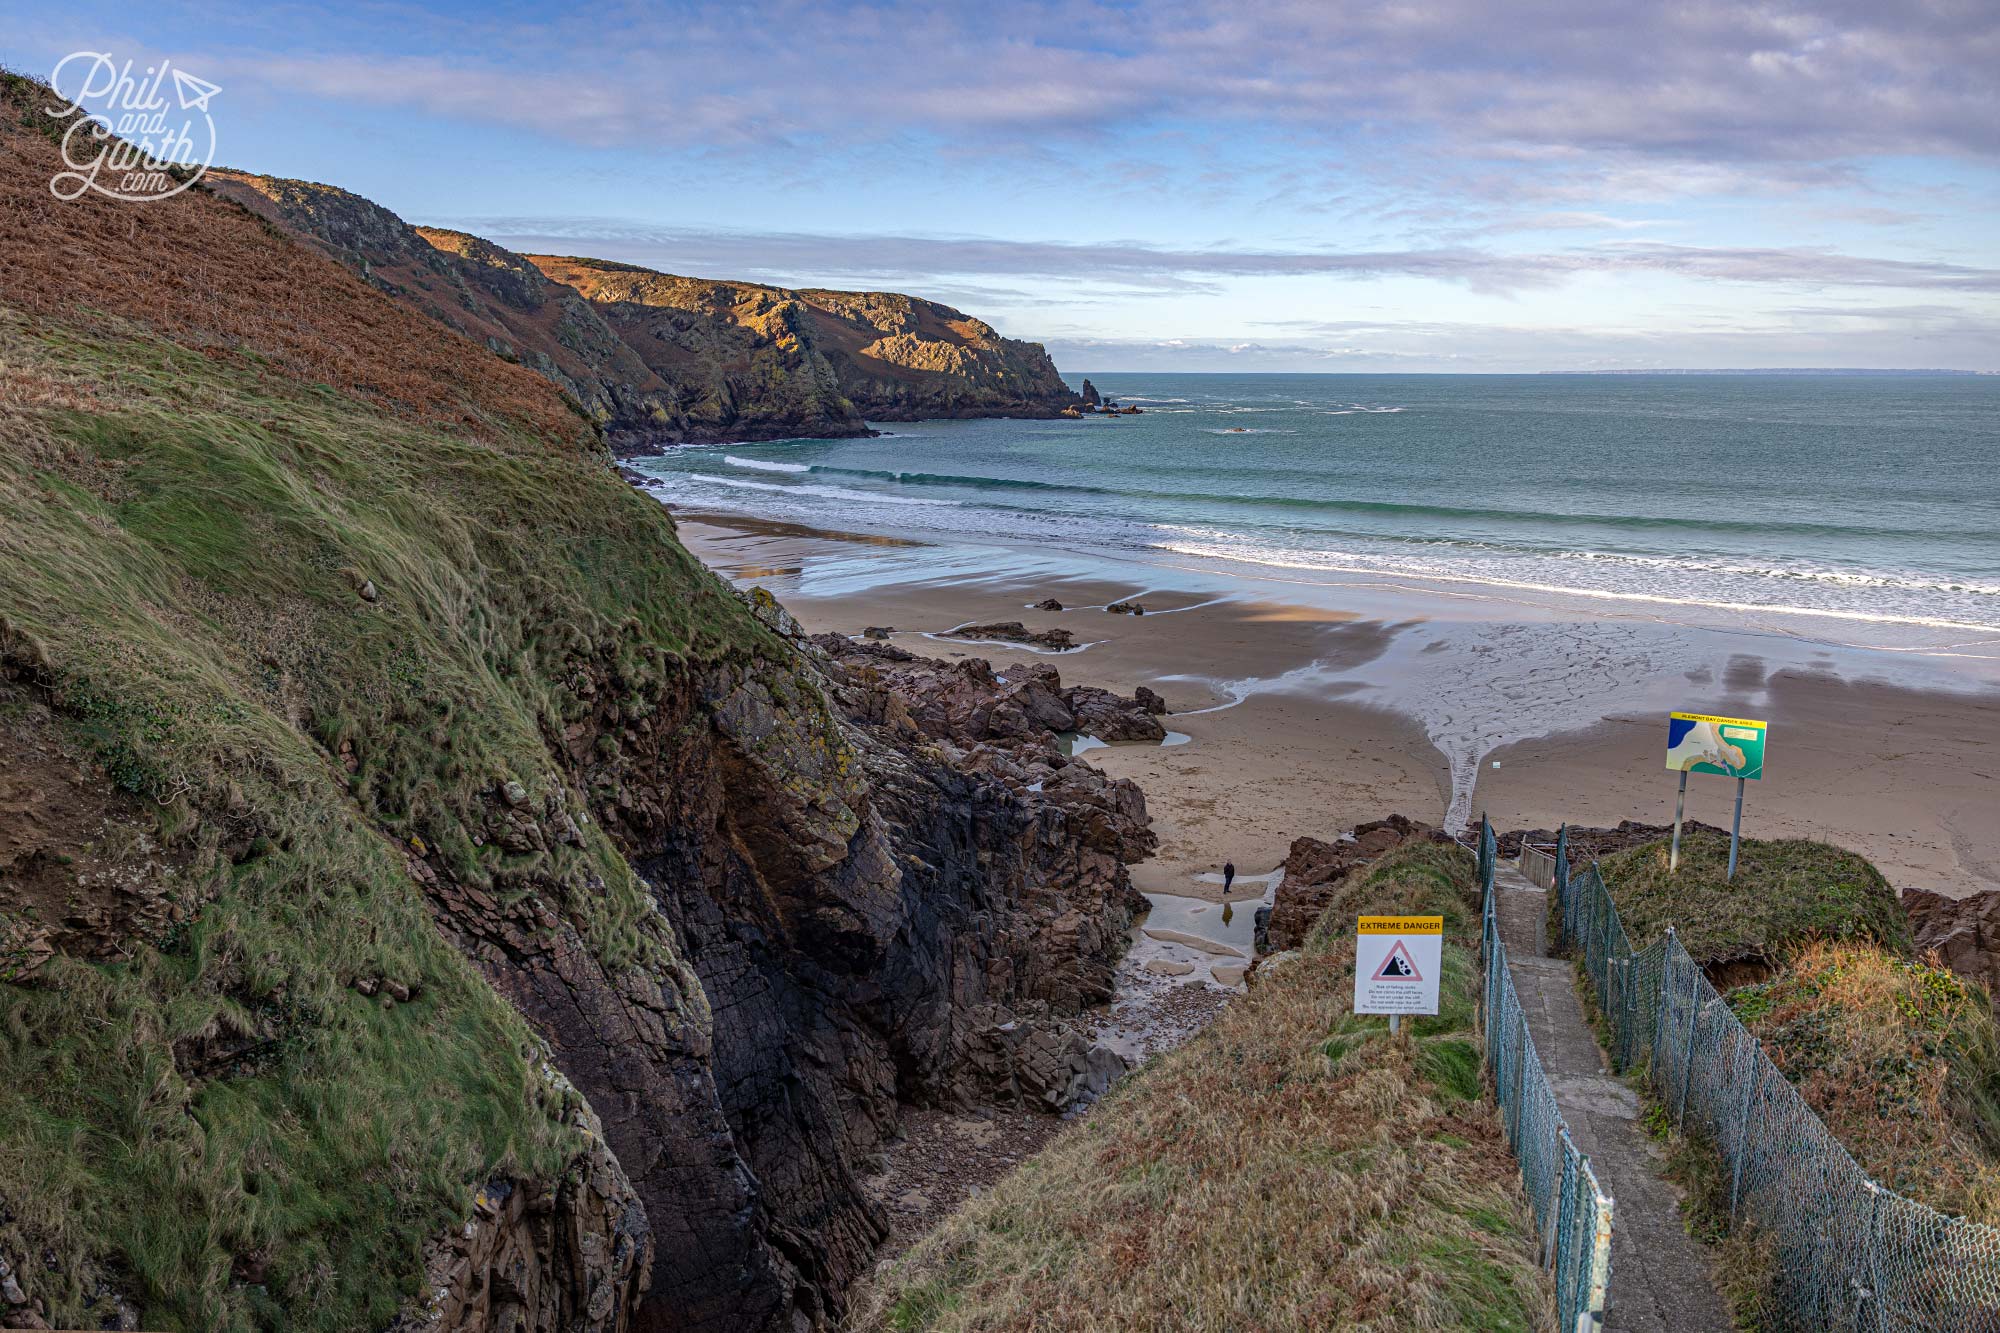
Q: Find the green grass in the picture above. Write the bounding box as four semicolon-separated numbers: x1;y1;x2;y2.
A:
1579;831;1907;966
849;838;1549;1332
0;310;801;1328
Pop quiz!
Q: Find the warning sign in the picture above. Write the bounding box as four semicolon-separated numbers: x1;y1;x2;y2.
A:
1355;915;1443;1015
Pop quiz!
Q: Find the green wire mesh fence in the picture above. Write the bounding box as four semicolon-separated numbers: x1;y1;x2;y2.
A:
1553;834;2000;1332
1479;819;1614;1332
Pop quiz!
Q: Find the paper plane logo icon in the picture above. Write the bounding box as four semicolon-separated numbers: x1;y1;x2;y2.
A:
172;68;221;112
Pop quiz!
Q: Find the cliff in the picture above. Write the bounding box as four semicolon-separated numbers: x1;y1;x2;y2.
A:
201;174;1079;452
530;257;1081;432
1;73;1134;1332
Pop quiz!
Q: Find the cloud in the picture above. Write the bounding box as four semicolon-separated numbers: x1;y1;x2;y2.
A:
455;217;2000;296
202;0;2000;173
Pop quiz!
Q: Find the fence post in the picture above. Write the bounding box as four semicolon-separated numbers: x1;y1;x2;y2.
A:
1583;1189;1613;1332
1674;940;1701;1127
1865;1181;1890;1333
1510;1006;1528;1147
1729;1040;1760;1225
1601;933;1615;1029
1548;1138;1575;1269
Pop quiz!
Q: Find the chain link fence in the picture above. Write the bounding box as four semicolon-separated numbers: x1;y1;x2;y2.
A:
1478;820;1614;1332
1553;834;2000;1331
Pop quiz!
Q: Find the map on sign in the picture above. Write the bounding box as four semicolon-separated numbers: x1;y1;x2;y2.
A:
1666;711;1767;781
1354;915;1443;1015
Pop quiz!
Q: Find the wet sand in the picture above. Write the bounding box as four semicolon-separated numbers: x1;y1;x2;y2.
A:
676;511;2000;905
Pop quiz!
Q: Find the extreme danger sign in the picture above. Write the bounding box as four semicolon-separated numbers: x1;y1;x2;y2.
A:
1354;915;1443;1016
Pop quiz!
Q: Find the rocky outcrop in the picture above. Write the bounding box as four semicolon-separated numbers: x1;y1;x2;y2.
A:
944;621;1076;651
1494;818;1728;862
1267;816;1433;951
534;259;1081;446
1079;379;1101;407
820;642;1167;754
389;1082;651;1333
1904;887;2000;1000
417;611;1156;1330
201;175;1078;452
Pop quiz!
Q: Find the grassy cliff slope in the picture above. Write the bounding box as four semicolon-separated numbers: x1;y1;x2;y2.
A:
851;838;1549;1333
0;71;787;1330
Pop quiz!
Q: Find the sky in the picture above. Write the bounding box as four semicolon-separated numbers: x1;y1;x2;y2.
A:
10;0;2000;371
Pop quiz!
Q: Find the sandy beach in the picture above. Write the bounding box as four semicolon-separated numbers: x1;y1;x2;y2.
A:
678;510;2000;913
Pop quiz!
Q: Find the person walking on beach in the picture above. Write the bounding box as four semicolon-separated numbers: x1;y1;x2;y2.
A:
1223;861;1236;894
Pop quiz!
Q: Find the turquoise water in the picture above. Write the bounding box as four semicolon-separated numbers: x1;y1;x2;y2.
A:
632;373;2000;651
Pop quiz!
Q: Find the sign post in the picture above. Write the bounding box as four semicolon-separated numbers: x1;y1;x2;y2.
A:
1670;770;1689;871
1355;915;1443;1036
1664;711;1768;881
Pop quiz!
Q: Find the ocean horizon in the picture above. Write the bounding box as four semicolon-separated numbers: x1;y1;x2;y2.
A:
631;371;2000;663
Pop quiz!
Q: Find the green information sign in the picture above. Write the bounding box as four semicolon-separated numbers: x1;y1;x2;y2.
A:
1665;711;1767;782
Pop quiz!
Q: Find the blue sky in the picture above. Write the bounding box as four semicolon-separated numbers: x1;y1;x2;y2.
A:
11;1;2000;371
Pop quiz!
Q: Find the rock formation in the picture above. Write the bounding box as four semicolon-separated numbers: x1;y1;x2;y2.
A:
1903;887;2000;1001
529;258;1081;446
944;621;1077;651
1493;818;1728;862
202;176;1081;454
1267;816;1435;951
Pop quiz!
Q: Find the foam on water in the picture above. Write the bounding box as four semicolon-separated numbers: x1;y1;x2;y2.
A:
633;372;2000;659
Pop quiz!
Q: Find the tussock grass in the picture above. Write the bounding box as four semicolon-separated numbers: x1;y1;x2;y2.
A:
1729;941;2000;1221
1585;831;1907;966
850;839;1550;1332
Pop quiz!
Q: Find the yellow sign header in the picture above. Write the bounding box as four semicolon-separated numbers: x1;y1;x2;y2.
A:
1358;915;1443;935
1669;711;1767;731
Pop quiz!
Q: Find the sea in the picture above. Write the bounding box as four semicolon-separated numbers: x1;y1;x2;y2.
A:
628;373;2000;662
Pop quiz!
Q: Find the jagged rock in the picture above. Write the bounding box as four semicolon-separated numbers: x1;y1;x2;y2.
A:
387;1076;651;1333
1133;685;1168;715
945;621;1075;651
1267;815;1429;951
1904;887;2000;1000
1033;598;1064;612
1105;601;1145;615
1495;818;1726;861
862;626;894;640
1079;379;1101;407
1064;685;1166;742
